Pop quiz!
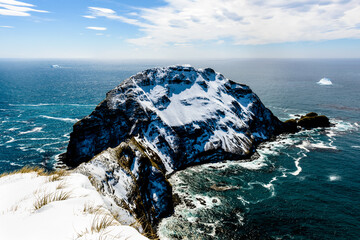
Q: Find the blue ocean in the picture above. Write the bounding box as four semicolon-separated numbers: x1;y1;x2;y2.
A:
1;59;359;239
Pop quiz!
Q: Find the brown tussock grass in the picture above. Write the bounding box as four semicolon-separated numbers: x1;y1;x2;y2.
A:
76;213;120;238
34;190;71;210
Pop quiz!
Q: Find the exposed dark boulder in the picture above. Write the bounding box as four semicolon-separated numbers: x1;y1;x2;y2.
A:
283;112;331;132
297;113;330;129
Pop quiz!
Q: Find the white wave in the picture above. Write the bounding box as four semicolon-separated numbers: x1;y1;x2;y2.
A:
352;146;360;149
19;127;43;135
317;78;333;85
28;138;60;141
237;195;250;205
8;127;19;131
290;153;306;176
40;115;79;123
36;148;45;153
5;136;15;144
10;162;23;167
329;175;341;181
19;146;30;151
9;103;95;107
331;119;358;132
236;157;268;170
296;140;336;152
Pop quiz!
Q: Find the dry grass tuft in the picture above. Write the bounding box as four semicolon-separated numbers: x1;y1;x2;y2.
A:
76;213;120;238
0;166;71;180
34;190;71;210
82;204;106;215
48;169;70;182
55;181;67;190
0;166;47;178
91;214;119;233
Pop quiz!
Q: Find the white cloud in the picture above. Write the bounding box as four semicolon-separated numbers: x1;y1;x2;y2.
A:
87;6;148;27
86;26;107;31
83;15;96;19
0;0;32;7
0;0;47;16
0;25;13;28
87;0;360;46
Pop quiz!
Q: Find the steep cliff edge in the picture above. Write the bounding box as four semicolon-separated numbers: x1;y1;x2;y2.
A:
62;65;284;172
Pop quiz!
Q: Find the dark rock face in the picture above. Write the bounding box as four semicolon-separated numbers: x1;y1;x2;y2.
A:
63;66;285;172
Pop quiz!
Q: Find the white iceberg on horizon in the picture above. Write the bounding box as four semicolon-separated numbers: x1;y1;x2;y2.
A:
317;78;333;85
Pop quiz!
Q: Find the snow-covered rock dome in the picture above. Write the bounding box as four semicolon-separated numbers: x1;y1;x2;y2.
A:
63;65;284;172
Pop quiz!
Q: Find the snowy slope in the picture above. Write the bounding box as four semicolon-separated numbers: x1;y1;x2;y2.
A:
0;171;147;240
64;65;283;172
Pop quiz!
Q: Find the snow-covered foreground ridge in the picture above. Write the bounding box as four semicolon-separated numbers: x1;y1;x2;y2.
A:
0;168;148;240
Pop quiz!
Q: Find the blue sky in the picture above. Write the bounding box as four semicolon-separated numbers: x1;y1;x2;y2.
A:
1;0;360;59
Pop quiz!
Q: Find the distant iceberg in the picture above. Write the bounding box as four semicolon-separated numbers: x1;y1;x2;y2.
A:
317;78;332;85
51;64;61;68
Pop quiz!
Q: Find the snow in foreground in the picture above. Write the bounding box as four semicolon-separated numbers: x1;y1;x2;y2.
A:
0;171;147;240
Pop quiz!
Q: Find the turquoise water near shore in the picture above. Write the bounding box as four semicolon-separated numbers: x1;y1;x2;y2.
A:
1;59;359;239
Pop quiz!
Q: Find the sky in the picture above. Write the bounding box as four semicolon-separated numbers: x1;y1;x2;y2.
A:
0;0;360;59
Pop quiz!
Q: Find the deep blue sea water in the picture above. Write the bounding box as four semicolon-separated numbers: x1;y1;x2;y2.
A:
1;59;359;239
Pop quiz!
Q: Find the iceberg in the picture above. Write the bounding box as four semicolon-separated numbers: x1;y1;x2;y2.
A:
317;78;332;85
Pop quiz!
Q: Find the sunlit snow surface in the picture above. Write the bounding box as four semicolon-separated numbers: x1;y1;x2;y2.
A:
0;172;147;240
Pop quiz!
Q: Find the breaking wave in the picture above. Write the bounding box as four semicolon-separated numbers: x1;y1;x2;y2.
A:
18;127;43;135
40;115;79;123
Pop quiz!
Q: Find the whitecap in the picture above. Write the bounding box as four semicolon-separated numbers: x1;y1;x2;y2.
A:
317;78;333;85
40;115;79;123
329;175;341;181
9;103;94;107
36;148;45;153
10;162;23;167
351;146;360;149
18;127;43;135
236;157;268;170
5;136;15;144
8;127;19;131
237;196;250;205
28;138;60;141
290;152;306;176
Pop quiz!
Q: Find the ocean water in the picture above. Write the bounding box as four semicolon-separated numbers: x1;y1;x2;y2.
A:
1;59;359;239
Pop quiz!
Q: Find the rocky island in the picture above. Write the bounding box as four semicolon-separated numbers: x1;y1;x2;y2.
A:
59;65;329;236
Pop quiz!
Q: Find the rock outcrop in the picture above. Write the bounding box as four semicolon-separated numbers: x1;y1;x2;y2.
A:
283;112;331;132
